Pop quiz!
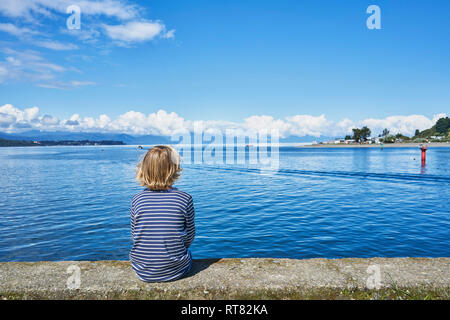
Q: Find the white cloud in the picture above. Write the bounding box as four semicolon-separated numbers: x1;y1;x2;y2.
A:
0;112;16;128
0;65;8;82
161;29;175;39
286;114;331;137
108;109;187;135
0;24;77;51
103;21;173;43
334;118;355;136
0;2;174;87
36;80;96;89
0;104;39;122
0;22;39;36
0;0;138;20
360;114;445;136
432;113;447;123
70;80;96;86
0;48;95;88
0;49;64;82
0;104;447;138
33;40;78;50
244;115;291;137
6;56;21;66
242;114;332;138
0;1;173;45
41;114;60;125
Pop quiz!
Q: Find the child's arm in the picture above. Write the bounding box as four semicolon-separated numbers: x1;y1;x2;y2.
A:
183;196;196;248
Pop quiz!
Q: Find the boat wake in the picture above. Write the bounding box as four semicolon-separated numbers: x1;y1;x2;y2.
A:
188;165;450;185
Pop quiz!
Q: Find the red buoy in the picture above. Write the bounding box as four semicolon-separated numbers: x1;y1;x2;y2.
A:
420;145;427;165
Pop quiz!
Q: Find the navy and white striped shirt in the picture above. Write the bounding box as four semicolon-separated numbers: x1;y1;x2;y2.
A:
129;187;195;282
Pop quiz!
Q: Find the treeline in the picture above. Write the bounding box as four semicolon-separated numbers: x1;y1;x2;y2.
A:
38;140;125;146
0;139;125;147
414;117;450;139
0;138;37;147
378;129;411;143
341;117;450;144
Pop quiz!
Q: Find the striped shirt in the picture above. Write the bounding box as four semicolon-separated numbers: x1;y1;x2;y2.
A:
129;187;195;282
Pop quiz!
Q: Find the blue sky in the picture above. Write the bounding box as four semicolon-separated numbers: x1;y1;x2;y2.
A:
0;0;449;137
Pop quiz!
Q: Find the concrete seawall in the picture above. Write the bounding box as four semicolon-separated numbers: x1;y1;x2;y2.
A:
0;258;449;299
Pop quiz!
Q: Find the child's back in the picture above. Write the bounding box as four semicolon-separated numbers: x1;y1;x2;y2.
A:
130;146;195;282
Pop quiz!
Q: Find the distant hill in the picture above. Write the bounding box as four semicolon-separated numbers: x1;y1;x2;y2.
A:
0;130;334;145
0;130;172;145
0;138;37;147
414;117;450;138
0;138;126;147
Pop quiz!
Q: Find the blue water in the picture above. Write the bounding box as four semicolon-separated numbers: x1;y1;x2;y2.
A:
0;146;449;262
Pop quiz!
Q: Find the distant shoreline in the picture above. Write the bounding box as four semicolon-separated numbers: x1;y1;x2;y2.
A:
0;139;125;147
297;142;450;148
2;141;450;148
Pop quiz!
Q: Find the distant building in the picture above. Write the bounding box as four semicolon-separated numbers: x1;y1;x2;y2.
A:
368;137;381;144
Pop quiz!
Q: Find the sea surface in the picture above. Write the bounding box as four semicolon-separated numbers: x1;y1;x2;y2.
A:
0;145;449;262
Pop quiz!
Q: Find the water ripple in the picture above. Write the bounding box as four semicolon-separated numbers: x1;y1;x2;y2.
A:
0;146;449;261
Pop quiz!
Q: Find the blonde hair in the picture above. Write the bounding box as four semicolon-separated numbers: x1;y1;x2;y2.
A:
136;145;182;191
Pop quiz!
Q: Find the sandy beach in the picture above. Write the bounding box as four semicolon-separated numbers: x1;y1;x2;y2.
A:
297;142;450;148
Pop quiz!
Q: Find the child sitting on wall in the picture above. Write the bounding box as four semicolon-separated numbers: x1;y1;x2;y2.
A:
130;145;195;282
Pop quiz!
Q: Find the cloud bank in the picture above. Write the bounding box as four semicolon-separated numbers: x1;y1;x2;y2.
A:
0;104;446;138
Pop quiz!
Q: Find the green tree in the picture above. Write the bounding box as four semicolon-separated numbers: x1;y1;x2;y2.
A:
352;127;371;142
352;128;361;142
435;117;450;135
360;126;371;141
383;135;395;143
395;133;410;141
382;128;390;137
414;129;420;136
